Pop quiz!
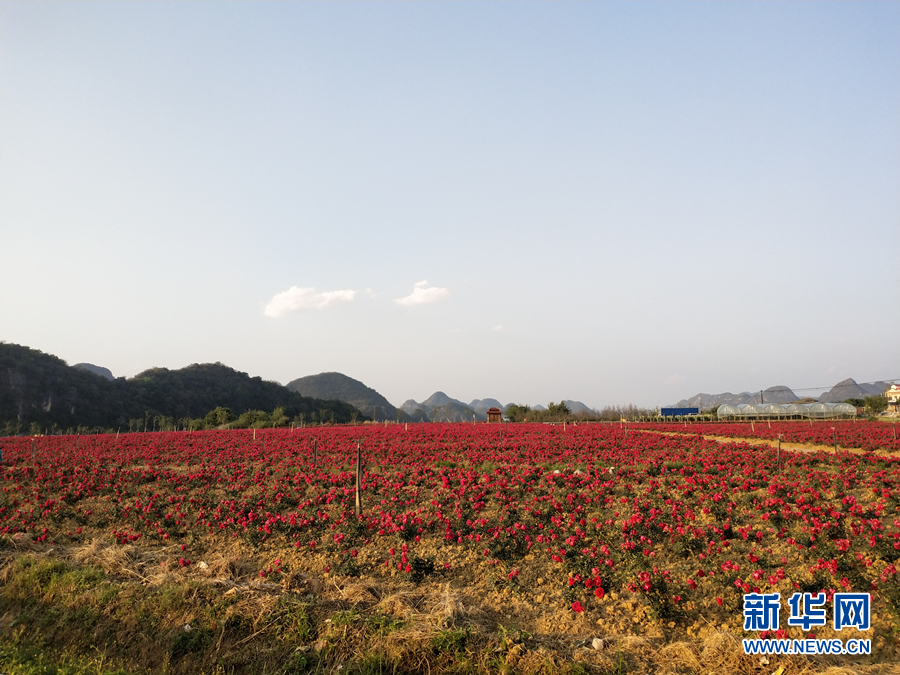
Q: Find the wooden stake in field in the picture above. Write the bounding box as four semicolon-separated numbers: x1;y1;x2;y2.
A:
355;440;363;516
832;427;837;454
777;435;781;470
31;438;35;460
313;438;318;467
253;428;256;441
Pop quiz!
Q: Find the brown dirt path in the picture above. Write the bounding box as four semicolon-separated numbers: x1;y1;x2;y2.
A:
634;429;899;457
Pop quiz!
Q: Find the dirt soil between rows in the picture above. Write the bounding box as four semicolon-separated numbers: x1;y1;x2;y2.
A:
635;429;900;457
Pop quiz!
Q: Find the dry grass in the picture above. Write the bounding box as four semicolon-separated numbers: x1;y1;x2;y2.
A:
637;428;900;457
656;640;702;672
1;537;895;675
430;583;467;623
71;538;148;580
5;531;44;551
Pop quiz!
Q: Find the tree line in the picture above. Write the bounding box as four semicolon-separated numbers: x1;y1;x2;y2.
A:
504;402;657;423
0;343;366;436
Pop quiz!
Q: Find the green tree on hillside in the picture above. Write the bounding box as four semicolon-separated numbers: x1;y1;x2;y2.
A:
547;401;571;417
864;396;888;417
270;407;289;427
233;410;270;428
204;407;235;427
505;404;530;422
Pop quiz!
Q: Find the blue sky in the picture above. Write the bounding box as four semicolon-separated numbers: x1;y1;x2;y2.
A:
2;1;898;409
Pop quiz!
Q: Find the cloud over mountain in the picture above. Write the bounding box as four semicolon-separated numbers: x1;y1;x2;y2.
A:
395;280;450;306
264;286;356;317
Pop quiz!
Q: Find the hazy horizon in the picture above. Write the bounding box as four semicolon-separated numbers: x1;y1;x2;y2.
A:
11;340;893;411
2;2;898;409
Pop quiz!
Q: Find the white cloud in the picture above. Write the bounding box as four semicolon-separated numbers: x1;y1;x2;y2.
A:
395;280;450;306
264;286;356;318
492;325;503;331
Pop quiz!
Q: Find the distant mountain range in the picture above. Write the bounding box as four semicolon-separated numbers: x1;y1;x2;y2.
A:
21;343;885;428
397;394;596;422
286;372;396;421
275;381;602;423
0;343;633;433
73;363;115;381
469;398;506;414
0;343;362;432
818;378;891;402
672;378;892;409
401;392;485;422
563;400;594;414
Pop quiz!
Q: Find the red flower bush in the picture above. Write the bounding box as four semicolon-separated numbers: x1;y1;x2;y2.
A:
1;421;898;634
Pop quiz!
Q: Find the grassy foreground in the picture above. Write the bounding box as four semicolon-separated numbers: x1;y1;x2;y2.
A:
1;539;596;675
2;536;894;675
3;425;900;674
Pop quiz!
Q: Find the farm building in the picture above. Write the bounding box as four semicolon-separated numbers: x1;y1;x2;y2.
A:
660;407;699;418
486;407;503;423
887;384;900;415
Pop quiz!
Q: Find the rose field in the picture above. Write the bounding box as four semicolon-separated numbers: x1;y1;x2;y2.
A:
2;422;899;674
631;421;900;454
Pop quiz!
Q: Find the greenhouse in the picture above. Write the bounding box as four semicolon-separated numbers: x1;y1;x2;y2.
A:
717;401;856;420
738;403;765;418
762;403;787;418
785;403;812;417
717;404;741;418
833;402;858;417
807;402;857;419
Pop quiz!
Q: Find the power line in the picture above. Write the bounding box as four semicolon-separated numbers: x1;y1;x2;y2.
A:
766;378;899;394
